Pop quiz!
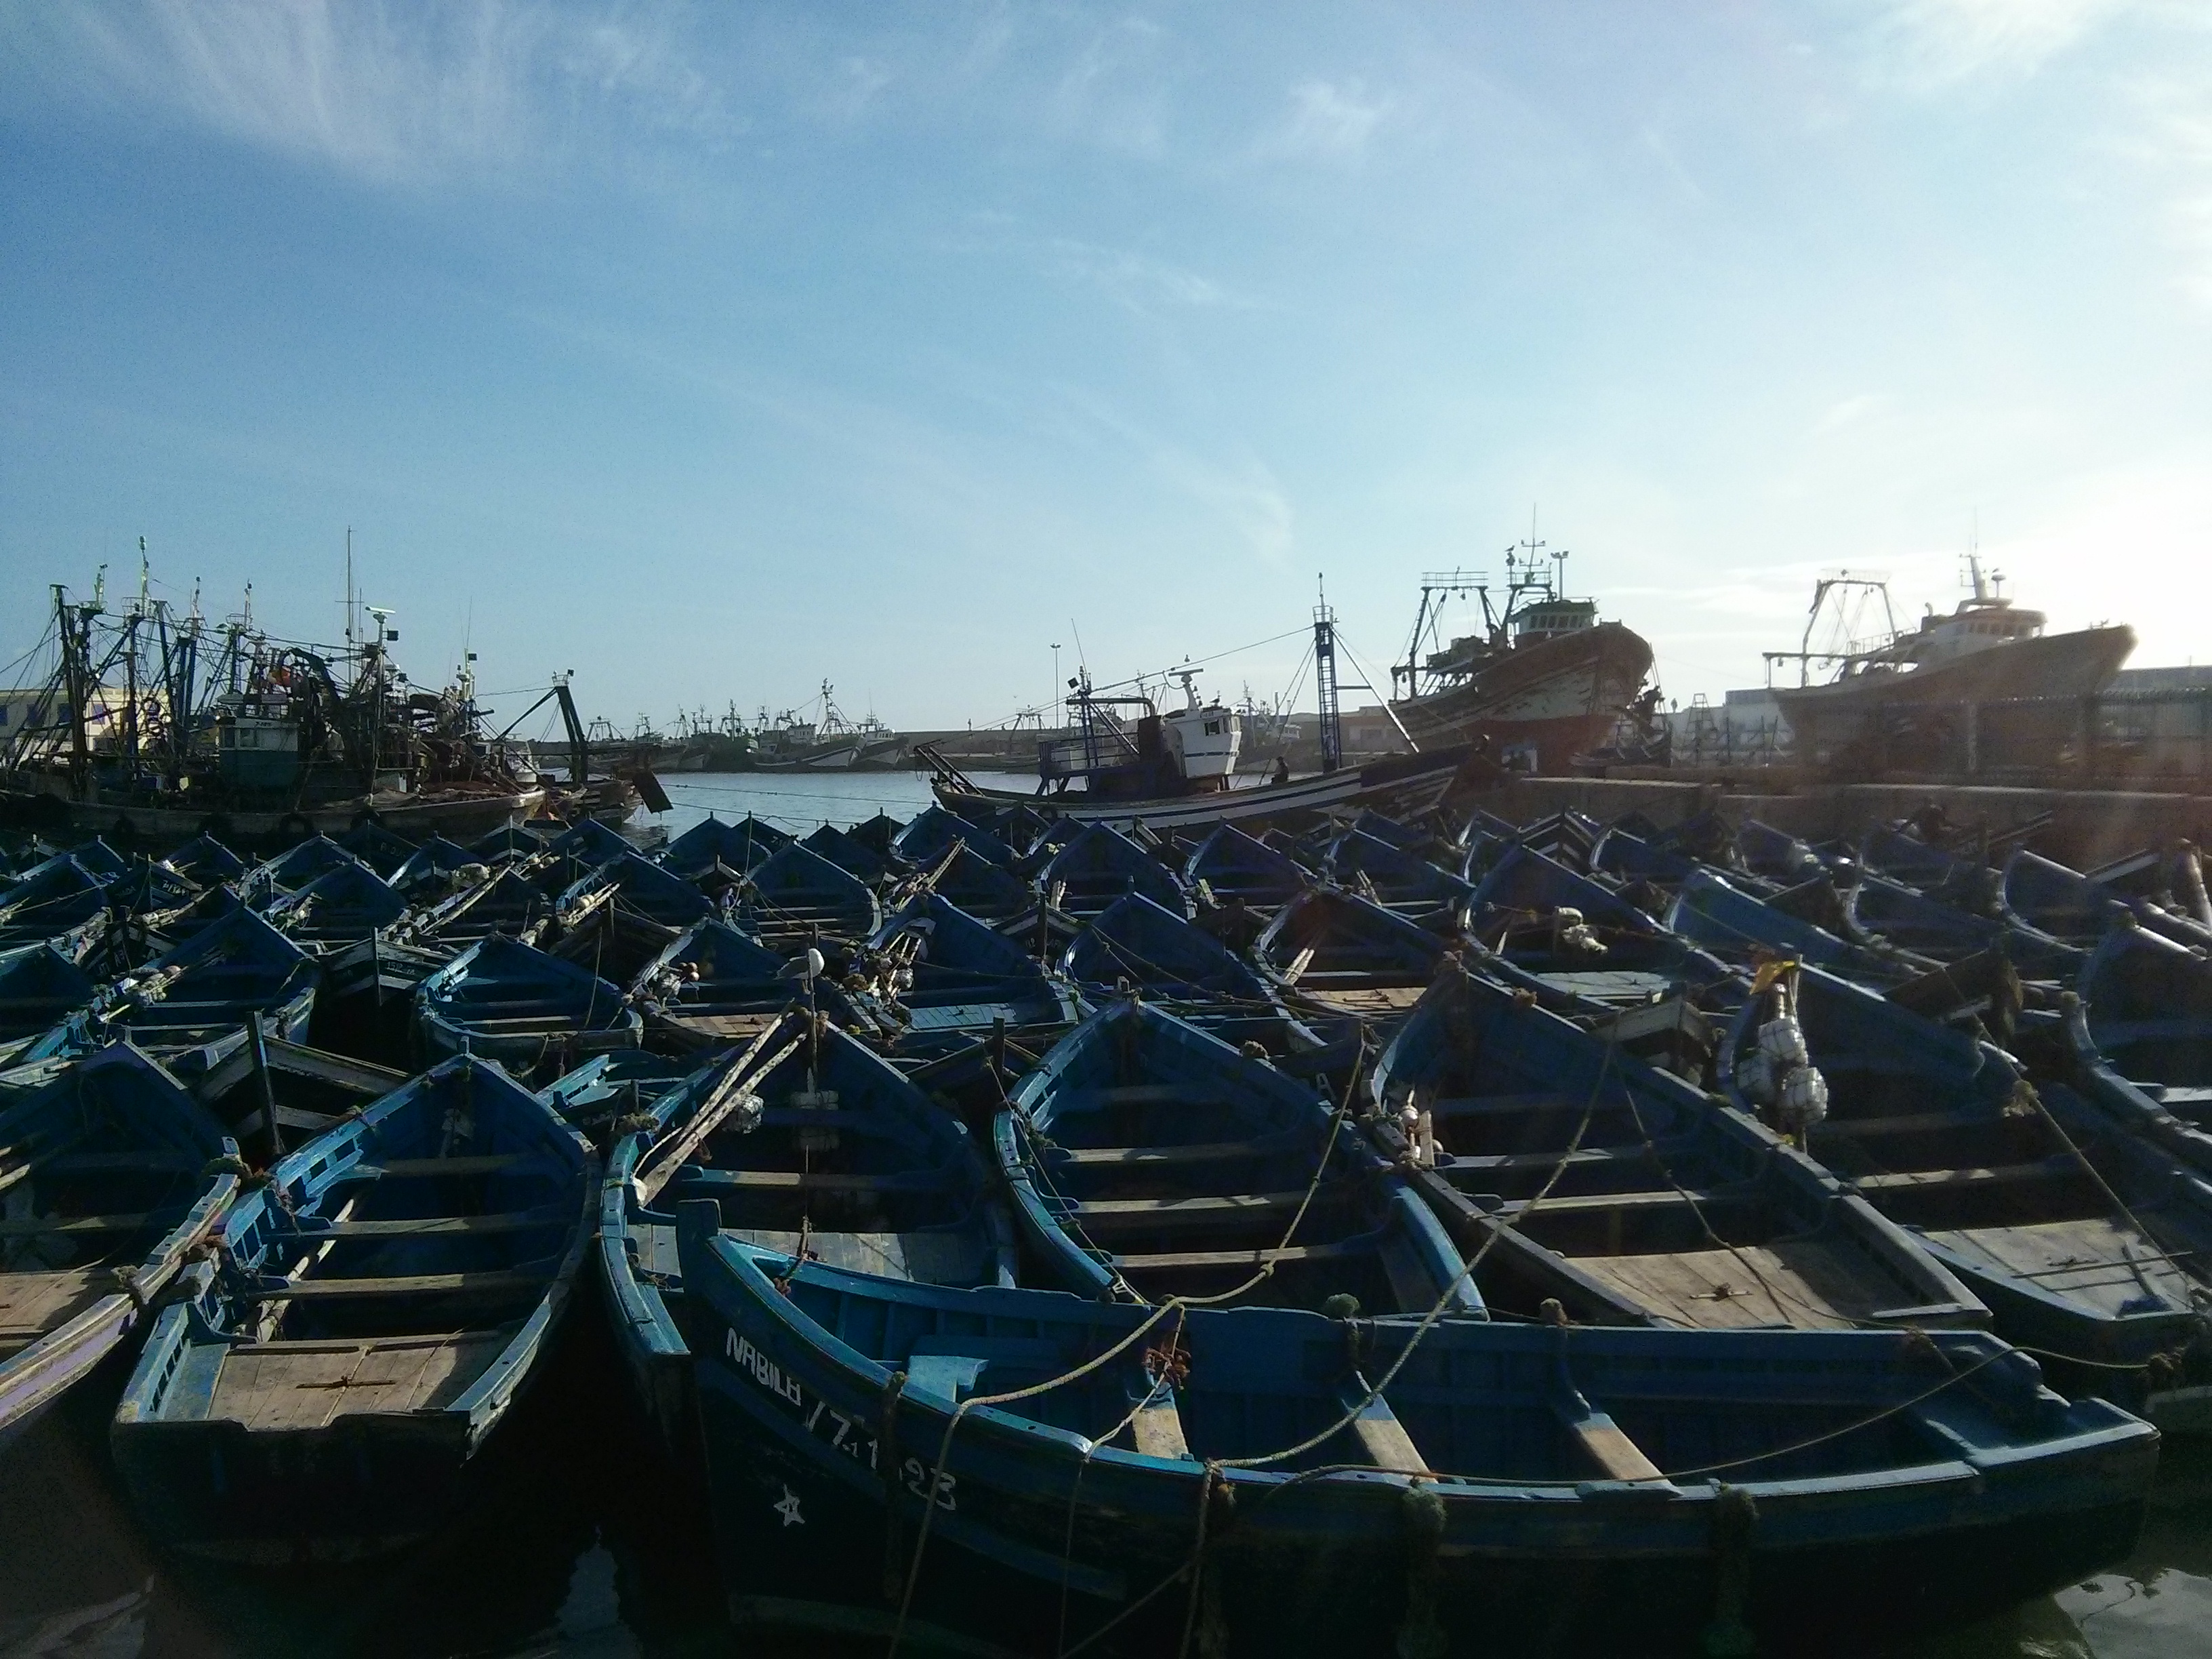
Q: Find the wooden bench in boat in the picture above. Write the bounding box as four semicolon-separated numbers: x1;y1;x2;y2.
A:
1049;1130;1308;1168
1444;1141;1687;1176
1337;1384;1427;1473
0;1208;186;1238
247;1267;555;1300
209;1330;508;1429
1813;1109;1994;1141
0;1267;120;1345
289;1208;567;1239
1426;1092;1610;1121
1112;1241;1361;1273
678;1168;953;1195
1555;1395;1668;1483
337;1154;531;1180
1065;1190;1342;1232
1499;1187;1744;1217
1059;1085;1235;1109
1853;1154;2081;1195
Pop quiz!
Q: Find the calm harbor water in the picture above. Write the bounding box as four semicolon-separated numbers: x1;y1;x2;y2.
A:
1;769;2206;1657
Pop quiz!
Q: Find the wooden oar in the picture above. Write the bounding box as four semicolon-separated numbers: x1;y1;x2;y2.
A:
634;1023;800;1205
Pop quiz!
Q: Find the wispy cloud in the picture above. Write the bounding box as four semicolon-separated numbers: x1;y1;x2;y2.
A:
7;1;725;186
1261;77;1396;162
1048;239;1256;315
1858;0;2136;89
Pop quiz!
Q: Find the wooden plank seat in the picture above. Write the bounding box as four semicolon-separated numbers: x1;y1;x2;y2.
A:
1813;1110;1994;1140
41;1149;206;1174
1048;1130;1309;1168
1443;1142;1687;1175
1853;1155;2083;1194
0;1267;118;1345
678;1168;953;1195
1112;1241;1361;1273
1061;1085;1234;1109
0;1208;186;1238
338;1154;530;1179
209;1331;508;1429
1338;1385;1427;1472
1426;1092;1603;1120
1500;1187;1745;1217
288;1208;567;1239
246;1267;554;1300
1557;1396;1668;1483
1063;1189;1343;1232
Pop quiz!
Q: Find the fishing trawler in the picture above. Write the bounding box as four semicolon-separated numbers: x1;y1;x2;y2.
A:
0;567;544;848
1388;529;1654;775
1767;559;2136;765
920;605;1487;830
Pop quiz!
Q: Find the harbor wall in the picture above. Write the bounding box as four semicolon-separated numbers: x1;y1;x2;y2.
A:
1484;775;2212;870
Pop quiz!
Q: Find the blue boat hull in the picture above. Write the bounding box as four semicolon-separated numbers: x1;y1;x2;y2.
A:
683;1233;2156;1658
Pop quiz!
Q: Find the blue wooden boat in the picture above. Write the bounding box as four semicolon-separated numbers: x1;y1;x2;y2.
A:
111;1053;596;1561
1588;823;1701;889
602;1017;1017;1454
1847;871;2080;983
388;834;480;901
846;811;907;859
632;918;867;1051
546;815;634;865
1725;962;2212;1413
64;838;129;881
1033;822;1184;922
679;1212;2154;1657
1253;885;1446;1021
859;894;1076;1057
735;842;882;948
241;835;363;908
337;817;419;878
893;806;1014;871
1470;844;1732;1021
1061;891;1314;1055
1861;823;1982;893
538;1048;706;1141
915;844;1033;927
102;856;200;924
138;882;244;954
998;1000;1474;1313
468;823;548;865
0;1045;239;1446
415;935;641;1074
403;863;554;949
556;850;712;934
2006;847;2212;949
0;853;112;958
0;943;97;1067
662;815;790;882
261;860;408;954
1326;829;1474;933
1181;823;1309;914
2068;919;2212;1174
798;821;889;884
91;907;317;1071
163;833;247;886
1737;819;1822;884
1370;966;1982;1331
1668;868;1933;993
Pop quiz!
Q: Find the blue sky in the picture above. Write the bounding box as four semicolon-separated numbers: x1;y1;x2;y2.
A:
3;2;2209;737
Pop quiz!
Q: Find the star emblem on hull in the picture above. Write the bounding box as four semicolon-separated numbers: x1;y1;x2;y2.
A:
773;1485;804;1528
